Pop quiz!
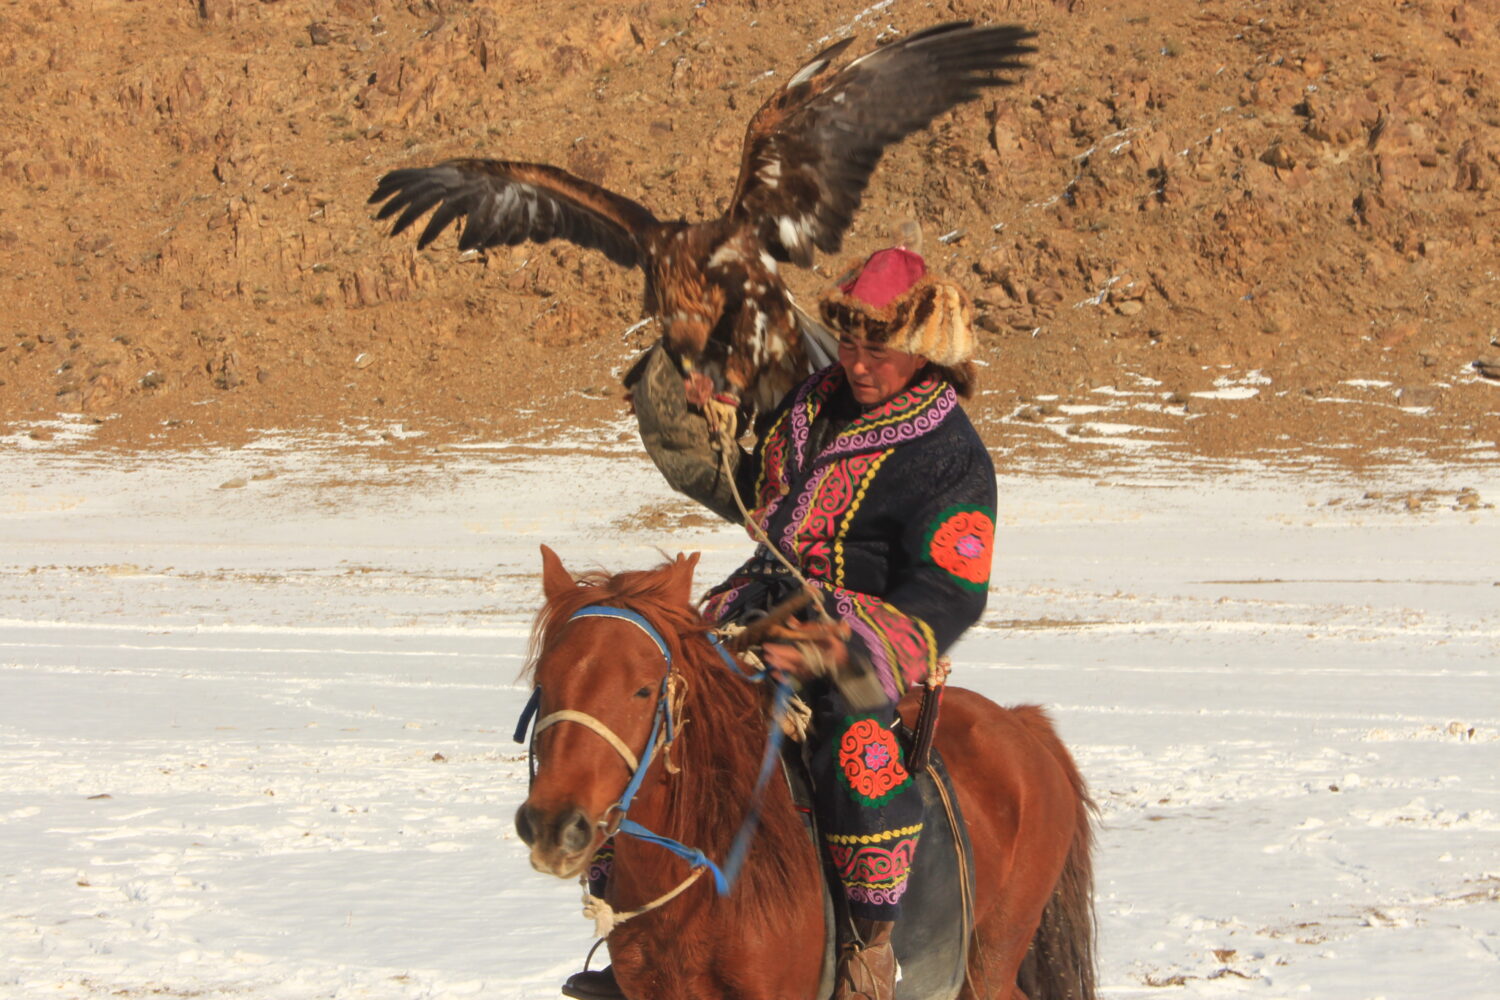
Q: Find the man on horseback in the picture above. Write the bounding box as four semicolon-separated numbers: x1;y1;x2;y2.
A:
568;247;995;1000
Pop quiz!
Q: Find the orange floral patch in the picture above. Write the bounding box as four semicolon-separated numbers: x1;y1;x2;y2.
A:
838;718;911;806
926;506;994;590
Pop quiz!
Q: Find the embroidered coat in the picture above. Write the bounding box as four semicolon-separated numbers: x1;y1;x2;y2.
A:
702;365;996;701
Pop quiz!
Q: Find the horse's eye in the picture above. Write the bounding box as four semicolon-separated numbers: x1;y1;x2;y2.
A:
634;685;653;698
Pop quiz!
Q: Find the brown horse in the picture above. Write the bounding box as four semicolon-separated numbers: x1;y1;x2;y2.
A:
515;546;1096;1000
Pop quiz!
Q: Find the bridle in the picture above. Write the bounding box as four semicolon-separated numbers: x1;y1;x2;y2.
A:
513;603;792;933
514;605;690;842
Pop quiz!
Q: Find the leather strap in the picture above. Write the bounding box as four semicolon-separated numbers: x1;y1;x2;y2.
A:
533;709;642;773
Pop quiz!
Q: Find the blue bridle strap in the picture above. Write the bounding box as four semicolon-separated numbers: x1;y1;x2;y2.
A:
703;631;794;888
568;606;671;664
616;818;731;894
612;673;671;815
705;630;750;676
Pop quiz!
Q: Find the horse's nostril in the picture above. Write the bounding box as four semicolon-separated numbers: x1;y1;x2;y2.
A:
559;809;594;853
515;804;538;846
517;804;593;855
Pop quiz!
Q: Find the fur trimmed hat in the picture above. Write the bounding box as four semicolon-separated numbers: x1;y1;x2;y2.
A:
818;248;976;368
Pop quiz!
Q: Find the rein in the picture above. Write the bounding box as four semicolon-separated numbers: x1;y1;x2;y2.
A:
515;603;793;935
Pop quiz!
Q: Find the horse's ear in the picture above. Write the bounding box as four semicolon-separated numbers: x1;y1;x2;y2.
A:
539;544;575;602
668;552;700;607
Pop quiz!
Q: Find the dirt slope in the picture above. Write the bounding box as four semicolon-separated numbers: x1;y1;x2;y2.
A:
2;0;1498;468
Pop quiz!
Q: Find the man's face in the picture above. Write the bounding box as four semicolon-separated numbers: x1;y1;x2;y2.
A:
837;335;928;407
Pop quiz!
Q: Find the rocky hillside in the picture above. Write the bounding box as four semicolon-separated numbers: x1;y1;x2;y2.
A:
2;0;1497;466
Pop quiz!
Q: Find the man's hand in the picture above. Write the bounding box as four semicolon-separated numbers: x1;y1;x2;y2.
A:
759;619;851;683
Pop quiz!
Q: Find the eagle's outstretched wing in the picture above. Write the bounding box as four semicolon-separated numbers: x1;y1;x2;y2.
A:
728;22;1036;266
368;160;660;269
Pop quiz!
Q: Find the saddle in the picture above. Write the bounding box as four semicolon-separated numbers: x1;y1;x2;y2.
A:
782;712;976;1000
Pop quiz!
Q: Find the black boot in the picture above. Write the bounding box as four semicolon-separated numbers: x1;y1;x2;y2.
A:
561;965;624;1000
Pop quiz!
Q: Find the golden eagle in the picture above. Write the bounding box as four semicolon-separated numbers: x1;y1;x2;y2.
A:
368;21;1035;412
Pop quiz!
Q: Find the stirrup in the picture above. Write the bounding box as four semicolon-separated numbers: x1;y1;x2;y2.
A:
561;938;623;1000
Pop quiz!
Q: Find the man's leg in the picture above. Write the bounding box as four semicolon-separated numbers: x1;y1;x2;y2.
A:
809;693;924;1000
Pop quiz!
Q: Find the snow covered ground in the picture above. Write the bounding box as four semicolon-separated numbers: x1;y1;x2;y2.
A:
2;427;1497;999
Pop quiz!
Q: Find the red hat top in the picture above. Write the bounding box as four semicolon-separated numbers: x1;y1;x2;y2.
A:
839;247;927;309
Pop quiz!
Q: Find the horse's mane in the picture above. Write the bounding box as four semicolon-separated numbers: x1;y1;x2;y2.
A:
527;561;805;919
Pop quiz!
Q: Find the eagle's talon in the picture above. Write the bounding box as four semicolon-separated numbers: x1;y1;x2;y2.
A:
684;374;716;408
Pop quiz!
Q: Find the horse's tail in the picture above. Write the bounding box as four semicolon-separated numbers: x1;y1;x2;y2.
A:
1016;714;1098;1000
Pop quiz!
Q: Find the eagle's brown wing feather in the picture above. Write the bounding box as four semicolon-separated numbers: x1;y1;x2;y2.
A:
368;160;659;269
726;36;856;214
731;22;1036;267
